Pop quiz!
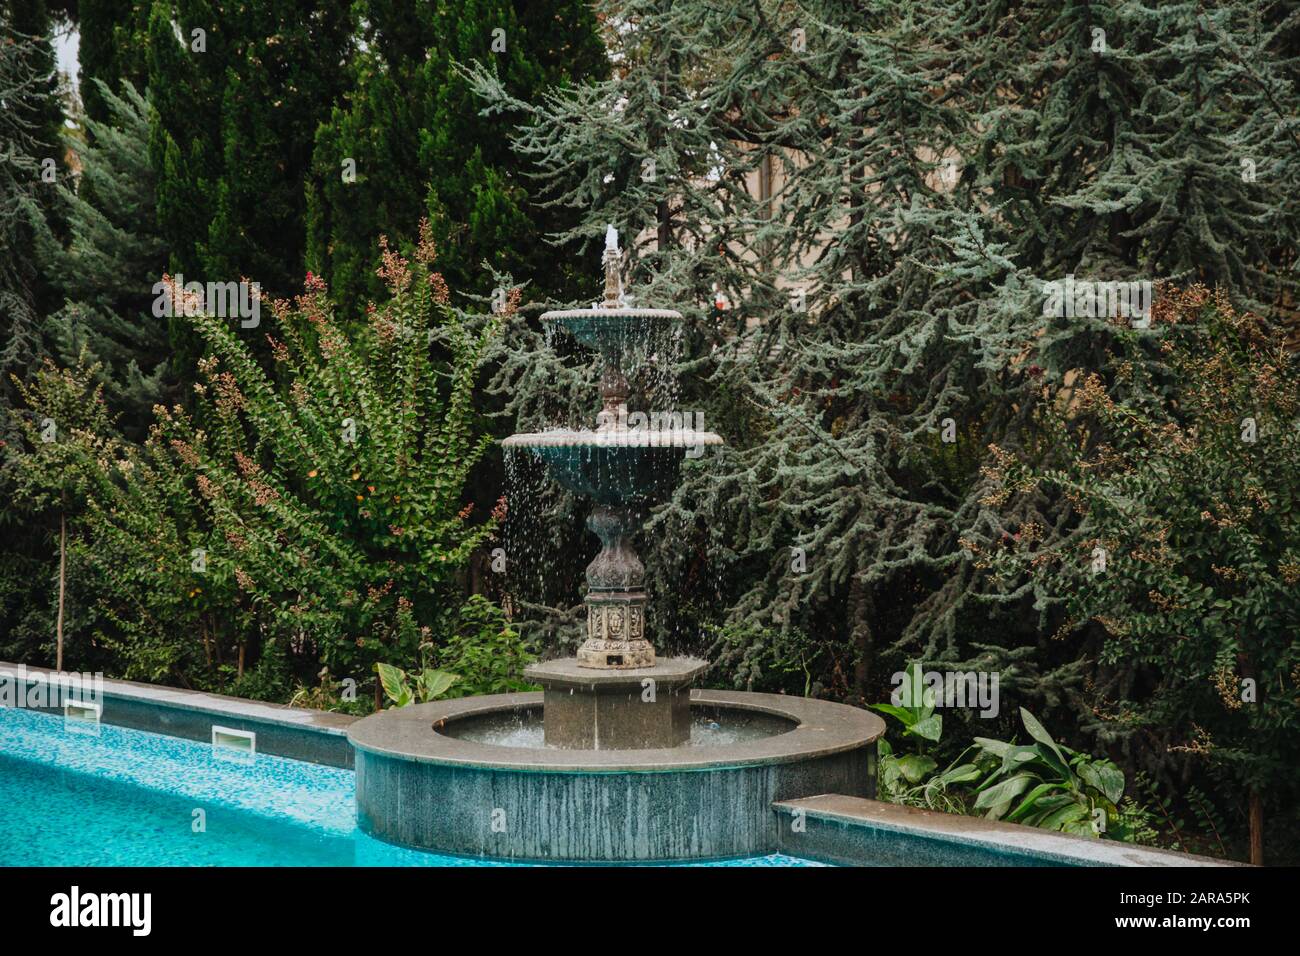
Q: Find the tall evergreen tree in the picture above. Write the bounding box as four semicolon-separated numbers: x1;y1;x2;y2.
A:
147;0;355;299
305;0;608;318
36;80;173;439
0;0;68;390
467;0;1300;844
4;1;64;187
76;0;150;122
0;15;46;392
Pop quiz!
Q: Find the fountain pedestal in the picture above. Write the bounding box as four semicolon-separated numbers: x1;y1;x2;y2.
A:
578;504;653;668
524;658;708;749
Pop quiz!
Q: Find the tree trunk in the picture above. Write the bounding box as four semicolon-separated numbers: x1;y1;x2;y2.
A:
1249;789;1264;866
1239;647;1264;865
849;576;873;706
55;510;66;671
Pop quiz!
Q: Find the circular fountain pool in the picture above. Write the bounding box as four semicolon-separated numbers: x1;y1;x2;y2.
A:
348;689;884;863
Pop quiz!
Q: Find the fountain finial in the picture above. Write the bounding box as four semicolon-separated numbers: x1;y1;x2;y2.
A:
601;224;623;308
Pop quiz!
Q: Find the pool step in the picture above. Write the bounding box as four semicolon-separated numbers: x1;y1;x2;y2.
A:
773;794;1241;867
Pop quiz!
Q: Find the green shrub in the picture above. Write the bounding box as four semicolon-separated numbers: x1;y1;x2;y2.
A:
14;223;506;704
982;287;1300;863
873;666;1144;841
434;595;537;697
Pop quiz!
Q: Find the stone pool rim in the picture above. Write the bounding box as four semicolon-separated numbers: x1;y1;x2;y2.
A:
347;688;885;773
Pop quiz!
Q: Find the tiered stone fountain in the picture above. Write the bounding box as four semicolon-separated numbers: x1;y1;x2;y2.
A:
348;231;883;862
505;225;720;749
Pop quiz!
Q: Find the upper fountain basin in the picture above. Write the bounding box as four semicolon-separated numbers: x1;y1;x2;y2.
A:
541;307;682;356
503;427;723;504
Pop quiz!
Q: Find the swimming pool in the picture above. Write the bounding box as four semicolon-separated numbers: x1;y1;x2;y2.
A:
0;706;821;867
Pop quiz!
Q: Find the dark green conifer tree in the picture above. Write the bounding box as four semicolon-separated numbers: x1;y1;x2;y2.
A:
76;0;149;123
1;0;69;386
37;80;173;440
305;0;608;317
467;0;1300;771
146;0;354;297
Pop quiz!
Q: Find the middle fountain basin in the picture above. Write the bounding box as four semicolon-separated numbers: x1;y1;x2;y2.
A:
502;428;723;504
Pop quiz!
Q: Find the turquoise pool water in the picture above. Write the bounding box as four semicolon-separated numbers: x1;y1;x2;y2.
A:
0;706;820;867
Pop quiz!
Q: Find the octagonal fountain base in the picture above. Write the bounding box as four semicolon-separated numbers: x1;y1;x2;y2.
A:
525;657;708;749
347;689;885;863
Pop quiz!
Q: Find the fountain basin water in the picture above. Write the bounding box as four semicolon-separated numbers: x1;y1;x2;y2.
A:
348;689;884;862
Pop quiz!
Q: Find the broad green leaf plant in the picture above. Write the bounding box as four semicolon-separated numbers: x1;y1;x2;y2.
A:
873;666;1137;839
376;661;459;708
970;708;1129;838
872;661;953;800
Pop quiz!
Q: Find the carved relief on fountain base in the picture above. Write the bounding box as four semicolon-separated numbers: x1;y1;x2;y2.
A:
579;590;653;668
576;639;655;669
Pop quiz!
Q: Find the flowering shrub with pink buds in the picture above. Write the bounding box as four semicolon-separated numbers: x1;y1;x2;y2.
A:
16;225;514;709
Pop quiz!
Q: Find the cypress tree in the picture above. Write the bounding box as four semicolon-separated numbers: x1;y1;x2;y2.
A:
147;0;355;298
76;0;149;123
38;80;173;440
305;0;608;318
